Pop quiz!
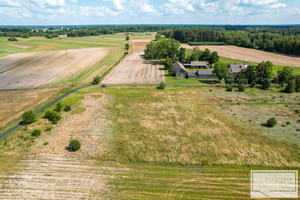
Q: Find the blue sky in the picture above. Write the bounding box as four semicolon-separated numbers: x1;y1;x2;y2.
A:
0;0;299;25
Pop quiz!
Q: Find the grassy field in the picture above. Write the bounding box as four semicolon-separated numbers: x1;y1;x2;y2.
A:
0;32;155;57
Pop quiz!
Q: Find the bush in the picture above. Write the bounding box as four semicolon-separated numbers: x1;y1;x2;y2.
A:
226;85;233;91
68;139;81;152
238;84;246;92
92;76;100;85
266;117;277;127
8;37;18;41
44;142;49;145
54;102;63;112
64;105;71;112
157;81;166;89
46;127;53;131
250;82;256;88
31;129;41;137
261;78;271;90
44;110;61;124
22;110;37;124
284;79;296;93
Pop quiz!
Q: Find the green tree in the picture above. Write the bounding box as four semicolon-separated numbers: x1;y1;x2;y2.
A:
155;34;162;41
277;66;293;84
22;110;37;124
284;79;296;93
68;139;81;152
295;76;300;92
124;43;130;51
199;48;211;61
162;57;173;70
266;117;277;127
261;78;271;90
213;62;229;81
44;110;61;124
208;51;219;66
244;65;257;84
92;76;100;85
54;102;63;112
190;52;199;61
178;47;186;63
256;61;273;84
145;38;180;60
126;36;129;41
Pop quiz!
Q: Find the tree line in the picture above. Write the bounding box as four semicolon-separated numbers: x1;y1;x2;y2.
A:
162;27;300;55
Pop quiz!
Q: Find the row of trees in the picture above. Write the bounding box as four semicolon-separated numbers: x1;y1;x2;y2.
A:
212;61;300;93
162;27;300;55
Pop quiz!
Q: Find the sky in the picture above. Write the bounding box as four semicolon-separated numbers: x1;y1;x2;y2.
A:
0;0;300;25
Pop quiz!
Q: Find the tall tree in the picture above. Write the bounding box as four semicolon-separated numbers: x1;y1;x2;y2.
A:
256;61;273;83
213;62;229;81
208;51;219;66
244;65;257;84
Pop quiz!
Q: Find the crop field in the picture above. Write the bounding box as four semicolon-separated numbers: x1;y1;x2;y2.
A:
0;86;299;199
0;32;155;57
101;51;165;84
0;88;60;127
0;47;108;90
182;44;300;67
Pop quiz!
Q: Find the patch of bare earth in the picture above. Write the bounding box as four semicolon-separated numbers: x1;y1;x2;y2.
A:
32;93;111;158
0;47;108;90
101;51;165;84
182;44;300;67
0;88;60;127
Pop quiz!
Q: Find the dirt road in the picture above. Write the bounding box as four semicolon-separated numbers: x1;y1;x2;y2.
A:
0;48;108;90
182;44;300;67
101;51;165;84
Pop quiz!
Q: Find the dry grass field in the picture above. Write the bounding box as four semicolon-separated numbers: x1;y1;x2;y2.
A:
0;88;60;127
182;44;300;67
0;47;108;90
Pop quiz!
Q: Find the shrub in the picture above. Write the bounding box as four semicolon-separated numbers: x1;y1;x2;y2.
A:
266;117;277;127
44;142;49;145
92;76;100;85
64;105;71;112
46;127;53;131
261;78;271;90
44;110;61;124
284;79;296;93
31;129;41;137
226;85;233;91
54;102;63;112
101;84;107;88
22;110;37;124
250;82;256;88
68;139;81;152
157;81;166;89
295;109;300;114
8;37;18;41
238;84;246;92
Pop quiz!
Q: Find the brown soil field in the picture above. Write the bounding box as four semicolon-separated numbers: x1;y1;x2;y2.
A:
101;51;165;84
130;39;151;52
0;88;60;127
0;47;108;89
182;44;300;67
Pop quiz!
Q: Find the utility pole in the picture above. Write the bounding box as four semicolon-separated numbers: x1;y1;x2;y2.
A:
10;105;16;122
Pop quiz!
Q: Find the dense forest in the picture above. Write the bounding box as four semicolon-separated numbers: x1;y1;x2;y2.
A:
1;25;300;55
161;27;300;55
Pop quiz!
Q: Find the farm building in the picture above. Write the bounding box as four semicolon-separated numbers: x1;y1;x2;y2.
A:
173;61;188;77
173;62;217;79
184;61;209;69
229;65;248;77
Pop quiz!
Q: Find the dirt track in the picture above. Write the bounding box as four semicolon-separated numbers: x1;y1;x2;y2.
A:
182;44;300;67
0;48;108;89
101;51;165;84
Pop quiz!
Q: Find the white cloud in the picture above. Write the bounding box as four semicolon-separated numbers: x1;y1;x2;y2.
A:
80;6;118;17
70;0;77;2
104;0;126;10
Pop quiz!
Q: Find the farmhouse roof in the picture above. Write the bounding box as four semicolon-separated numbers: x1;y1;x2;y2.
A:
190;61;207;66
229;65;248;73
196;69;214;76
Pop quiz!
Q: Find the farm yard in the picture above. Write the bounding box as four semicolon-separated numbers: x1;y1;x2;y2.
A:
182;44;300;67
